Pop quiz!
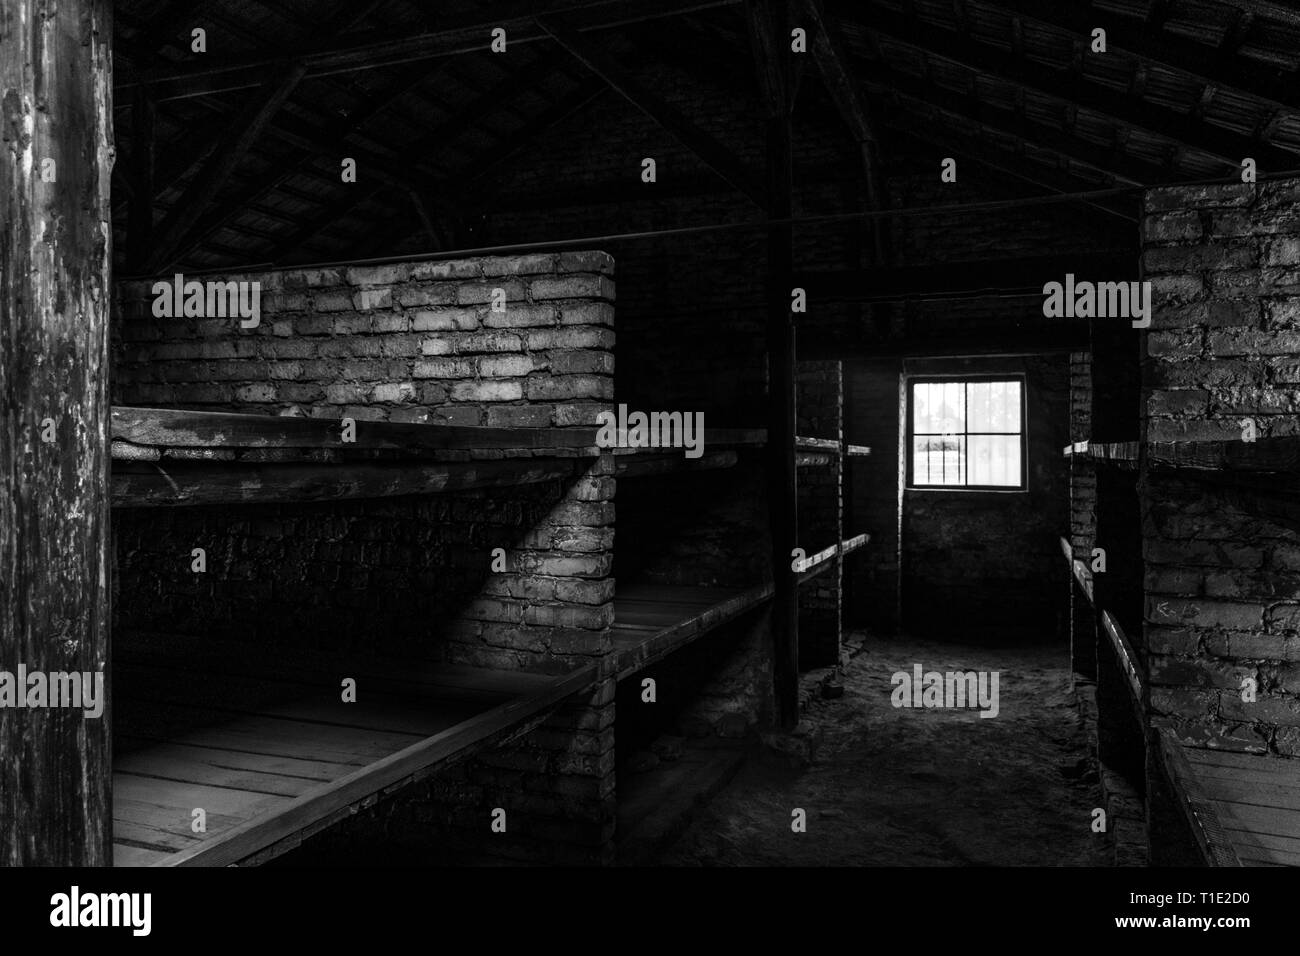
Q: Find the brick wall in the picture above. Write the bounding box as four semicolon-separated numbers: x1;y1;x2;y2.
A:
901;355;1070;638
112;253;620;861
1141;179;1300;757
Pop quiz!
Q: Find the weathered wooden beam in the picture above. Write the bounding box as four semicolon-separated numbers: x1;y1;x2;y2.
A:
144;62;307;274
111;458;591;507
111;407;601;452
0;0;113;867
537;13;767;208
746;0;800;730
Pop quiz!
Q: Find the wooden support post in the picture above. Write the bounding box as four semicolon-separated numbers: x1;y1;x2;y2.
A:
747;0;799;728
0;0;114;866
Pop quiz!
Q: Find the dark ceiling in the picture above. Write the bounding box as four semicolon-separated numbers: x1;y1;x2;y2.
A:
109;0;1300;276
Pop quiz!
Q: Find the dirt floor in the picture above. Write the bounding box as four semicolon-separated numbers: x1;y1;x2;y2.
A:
660;632;1110;866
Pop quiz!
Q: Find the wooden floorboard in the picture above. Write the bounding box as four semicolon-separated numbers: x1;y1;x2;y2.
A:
111;653;596;867
1174;745;1300;867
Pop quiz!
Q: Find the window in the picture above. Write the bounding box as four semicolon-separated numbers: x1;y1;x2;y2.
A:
907;377;1026;489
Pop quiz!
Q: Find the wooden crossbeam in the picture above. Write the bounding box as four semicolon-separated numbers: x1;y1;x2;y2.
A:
857;6;1299;172
537;13;766;208
889;124;1138;224
866;70;1164;186
165;57;463;266
145;62;307;273
797;0;886;257
796;252;1136;302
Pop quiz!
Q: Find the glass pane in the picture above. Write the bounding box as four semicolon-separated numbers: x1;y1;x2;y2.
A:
913;436;966;485
968;380;1021;433
968;434;1020;486
913;381;965;435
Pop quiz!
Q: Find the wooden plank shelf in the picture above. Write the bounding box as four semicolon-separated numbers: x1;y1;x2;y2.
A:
1064;436;1300;475
1157;732;1300;866
113;406;602;457
112;458;592;507
794;436;839;452
111;644;596;867
1102;610;1145;714
611;583;773;680
796;533;870;584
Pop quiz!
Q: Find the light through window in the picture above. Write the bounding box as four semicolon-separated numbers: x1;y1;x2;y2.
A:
908;378;1025;489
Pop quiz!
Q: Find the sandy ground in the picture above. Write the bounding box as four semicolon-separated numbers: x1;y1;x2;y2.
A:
660;632;1110;866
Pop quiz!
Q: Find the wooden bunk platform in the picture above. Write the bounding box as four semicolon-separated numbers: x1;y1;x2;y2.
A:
1156;731;1300;867
111;643;595;866
611;584;773;680
111;407;788;505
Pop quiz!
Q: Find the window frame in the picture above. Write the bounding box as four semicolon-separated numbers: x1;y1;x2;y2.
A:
905;373;1029;492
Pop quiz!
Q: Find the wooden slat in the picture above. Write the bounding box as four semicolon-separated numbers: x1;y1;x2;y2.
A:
1185;748;1300;773
794;435;839;451
1213;803;1300;842
1101;610;1143;703
795;533;870;574
612;584;773;679
158;663;598;866
1156;730;1243;867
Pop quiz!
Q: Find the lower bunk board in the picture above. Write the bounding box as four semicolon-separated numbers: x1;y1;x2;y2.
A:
611;583;773;680
112;652;596;866
1182;748;1300;867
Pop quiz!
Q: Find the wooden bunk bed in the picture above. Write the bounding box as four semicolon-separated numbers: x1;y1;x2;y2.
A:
108;405;870;863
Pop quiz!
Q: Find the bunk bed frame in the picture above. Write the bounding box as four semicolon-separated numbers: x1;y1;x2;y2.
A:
1066;438;1300;867
109;404;870;865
